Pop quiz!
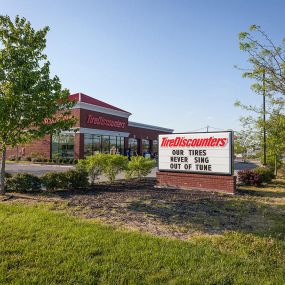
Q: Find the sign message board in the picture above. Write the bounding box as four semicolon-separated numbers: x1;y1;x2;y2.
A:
158;131;233;175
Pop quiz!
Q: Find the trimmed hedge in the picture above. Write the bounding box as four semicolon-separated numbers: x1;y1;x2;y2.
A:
64;169;89;189
6;173;41;192
253;167;274;182
41;172;68;191
41;170;89;191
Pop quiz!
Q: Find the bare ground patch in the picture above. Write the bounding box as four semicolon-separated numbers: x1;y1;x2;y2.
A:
4;178;285;240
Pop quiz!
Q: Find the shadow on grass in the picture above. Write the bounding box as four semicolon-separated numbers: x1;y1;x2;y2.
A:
126;188;285;239
13;178;285;240
238;179;285;198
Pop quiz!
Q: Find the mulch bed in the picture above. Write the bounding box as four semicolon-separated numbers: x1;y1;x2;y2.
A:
5;178;282;239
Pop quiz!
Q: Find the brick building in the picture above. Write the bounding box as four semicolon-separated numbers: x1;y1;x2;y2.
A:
7;93;173;160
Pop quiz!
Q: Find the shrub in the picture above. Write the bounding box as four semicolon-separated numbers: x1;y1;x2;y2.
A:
41;172;68;191
52;152;61;164
125;156;156;179
74;159;78;164
64;169;89;189
102;154;129;182
77;154;107;184
5;172;12;179
6;173;41;192
253;167;275;182
238;170;262;186
30;152;46;162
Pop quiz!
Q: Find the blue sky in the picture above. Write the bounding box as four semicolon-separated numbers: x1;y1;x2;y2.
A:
2;0;285;132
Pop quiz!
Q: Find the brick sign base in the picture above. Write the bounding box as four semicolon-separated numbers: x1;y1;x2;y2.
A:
156;172;236;194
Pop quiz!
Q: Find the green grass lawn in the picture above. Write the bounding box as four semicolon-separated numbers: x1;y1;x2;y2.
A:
0;199;284;284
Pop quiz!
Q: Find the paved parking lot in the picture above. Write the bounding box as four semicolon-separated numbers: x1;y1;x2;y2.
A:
5;162;73;176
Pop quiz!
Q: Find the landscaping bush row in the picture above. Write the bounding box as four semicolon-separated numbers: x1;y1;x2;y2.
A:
237;166;275;186
77;154;156;184
5;169;89;192
5;154;156;192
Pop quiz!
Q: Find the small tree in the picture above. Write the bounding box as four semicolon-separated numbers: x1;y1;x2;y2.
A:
102;154;129;182
77;154;107;185
0;15;76;194
125;156;156;179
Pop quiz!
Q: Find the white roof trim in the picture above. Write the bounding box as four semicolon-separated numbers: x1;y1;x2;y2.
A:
73;102;131;118
128;121;173;133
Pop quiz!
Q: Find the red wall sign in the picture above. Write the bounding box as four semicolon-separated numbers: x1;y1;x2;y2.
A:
86;114;126;129
43;114;73;125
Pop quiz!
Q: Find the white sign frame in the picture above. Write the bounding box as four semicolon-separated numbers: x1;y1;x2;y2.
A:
158;131;234;176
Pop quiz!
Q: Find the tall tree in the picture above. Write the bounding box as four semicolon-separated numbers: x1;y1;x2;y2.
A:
0;15;76;194
236;25;285;170
238;25;285;101
260;111;285;175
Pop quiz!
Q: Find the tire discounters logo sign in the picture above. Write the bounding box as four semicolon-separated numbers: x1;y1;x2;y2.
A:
158;131;233;175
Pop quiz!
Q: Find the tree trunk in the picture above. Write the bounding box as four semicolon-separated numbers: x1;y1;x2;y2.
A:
274;155;278;177
0;146;7;195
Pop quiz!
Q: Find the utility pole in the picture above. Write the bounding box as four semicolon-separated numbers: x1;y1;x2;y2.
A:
263;70;267;165
206;125;209;132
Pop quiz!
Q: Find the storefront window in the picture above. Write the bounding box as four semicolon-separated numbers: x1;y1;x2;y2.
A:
142;139;150;155
117;137;124;154
110;136;117;154
152;140;158;154
84;134;101;156
52;134;75;159
84;134;93;156
128;138;138;156
101;136;110;154
84;134;125;156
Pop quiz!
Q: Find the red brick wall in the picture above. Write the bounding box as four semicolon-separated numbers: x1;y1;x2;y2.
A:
6;135;51;159
156;172;236;194
74;133;84;159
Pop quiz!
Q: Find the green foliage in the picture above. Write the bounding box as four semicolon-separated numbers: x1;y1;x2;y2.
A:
41;172;68;191
125;156;156;179
6;173;41;192
77;154;107;184
64;169;89;189
0;15;77;193
41;169;89;191
238;167;275;186
237;24;285;98
102;154;129;182
253;167;275;182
